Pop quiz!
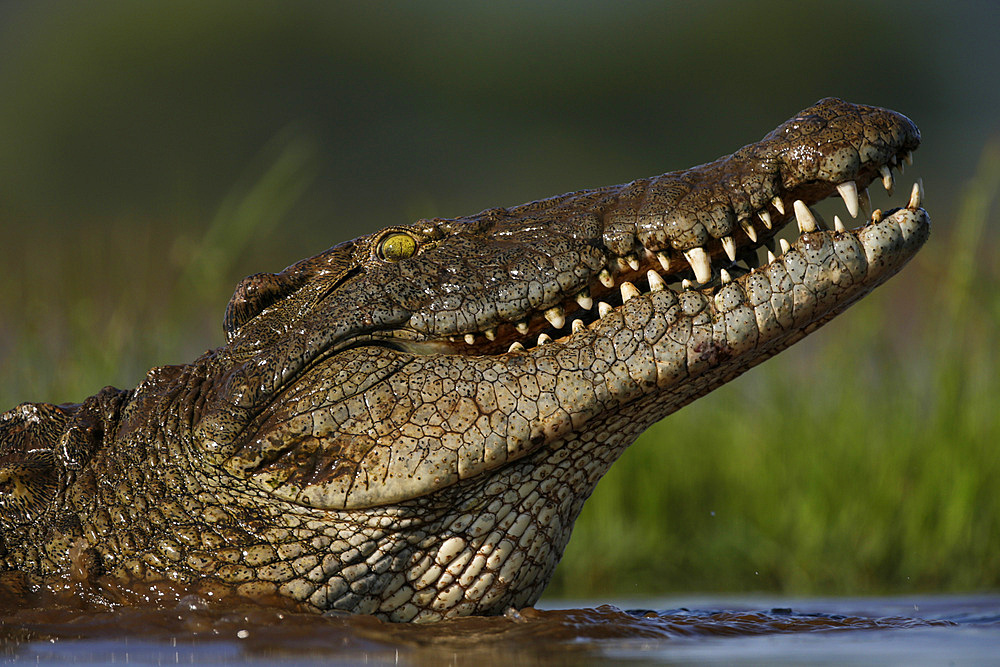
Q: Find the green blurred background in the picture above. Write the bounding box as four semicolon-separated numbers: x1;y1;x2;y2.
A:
1;1;997;600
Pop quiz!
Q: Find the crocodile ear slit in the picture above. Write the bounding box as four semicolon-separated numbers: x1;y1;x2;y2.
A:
223;272;300;339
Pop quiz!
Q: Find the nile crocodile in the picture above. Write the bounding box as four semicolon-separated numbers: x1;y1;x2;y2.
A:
0;98;928;622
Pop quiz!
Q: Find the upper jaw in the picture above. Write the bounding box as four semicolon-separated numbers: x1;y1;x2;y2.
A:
384;98;922;355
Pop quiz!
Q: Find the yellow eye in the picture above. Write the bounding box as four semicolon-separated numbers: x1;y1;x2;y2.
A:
378;232;417;262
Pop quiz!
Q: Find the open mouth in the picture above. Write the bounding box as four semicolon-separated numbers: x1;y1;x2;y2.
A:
383;148;924;357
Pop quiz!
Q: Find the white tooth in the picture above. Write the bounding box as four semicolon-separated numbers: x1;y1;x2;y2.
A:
598;268;615;288
903;151;913;166
766;249;777;263
598;301;613;318
683;247;712;284
721;235;737;262
647;269;666;291
681;279;693;290
544;306;565;329
834;215;846;232
793;200;818;233
859;187;871;214
836;181;860;218
908;180;923;209
872;208;884;223
620;281;640;302
740;218;758;243
626;254;640;271
537;333;553;346
779;238;791;254
655;251;671;272
720;268;732;284
508;341;525;353
575;290;593;310
758;209;772;229
484;328;496;341
464;333;476;345
516;321;530;335
771;196;785;215
880;164;894;195
571;319;586;333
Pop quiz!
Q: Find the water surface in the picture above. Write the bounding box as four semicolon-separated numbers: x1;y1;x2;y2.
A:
2;594;997;665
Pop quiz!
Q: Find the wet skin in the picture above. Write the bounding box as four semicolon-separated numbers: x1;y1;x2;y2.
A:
0;98;929;622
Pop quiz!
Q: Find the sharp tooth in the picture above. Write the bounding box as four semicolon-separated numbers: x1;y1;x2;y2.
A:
683;247;712;283
872;208;883;223
766;249;777;263
575;290;593;310
720;268;732;284
834;215;846;232
721;235;737;262
537;333;553;346
620;281;640;302
681;279;693;290
903;151;913;166
740;218;758;243
571;319;586;333
626;254;640;271
771;196;785;215
655;251;671;272
779;238;791;254
859;187;871;214
879;165;894;195
836;180;860;218
516;321;530;335
598;268;615;288
464;333;476;345
647;269;666;291
484;328;496;341
793;200;818;233
544;306;565;329
758;210;772;229
908;179;923;209
508;341;525;353
598;301;613;318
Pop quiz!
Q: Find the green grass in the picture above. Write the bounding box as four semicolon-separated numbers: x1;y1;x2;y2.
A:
1;142;998;600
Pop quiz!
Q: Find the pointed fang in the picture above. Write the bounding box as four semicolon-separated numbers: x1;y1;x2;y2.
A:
879;164;894;195
655;251;671;272
721;235;737;262
464;333;476;345
720;268;732;284
516;321;530;335
647;269;666;291
544;306;565;329
508;341;525;353
779;238;791;254
771;196;785;215
793;200;818;233
766;249;777;264
598;301;613;318
484;328;497;341
834;215;846;232
575;290;593;310
836;180;860;218
908;180;923;209
620;281;640;302
740;219;758;243
571;319;586;334
537;333;553;346
683;247;712;284
758;209;772;229
598;268;615;288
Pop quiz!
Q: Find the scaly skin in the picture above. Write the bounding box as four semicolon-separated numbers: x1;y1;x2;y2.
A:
0;98;929;622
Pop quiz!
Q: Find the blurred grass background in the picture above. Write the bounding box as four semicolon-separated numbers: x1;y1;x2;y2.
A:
0;1;997;599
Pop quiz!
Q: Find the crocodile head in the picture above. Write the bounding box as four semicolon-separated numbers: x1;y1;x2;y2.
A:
0;98;928;622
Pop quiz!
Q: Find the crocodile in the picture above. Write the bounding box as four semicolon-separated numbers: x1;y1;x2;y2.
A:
0;98;928;622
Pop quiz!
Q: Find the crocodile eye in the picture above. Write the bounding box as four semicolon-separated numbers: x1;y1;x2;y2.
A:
378;232;417;262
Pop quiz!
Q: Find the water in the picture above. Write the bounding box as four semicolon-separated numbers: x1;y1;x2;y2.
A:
2;594;997;665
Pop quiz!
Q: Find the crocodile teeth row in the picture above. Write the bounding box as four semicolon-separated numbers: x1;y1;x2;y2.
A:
484;154;921;350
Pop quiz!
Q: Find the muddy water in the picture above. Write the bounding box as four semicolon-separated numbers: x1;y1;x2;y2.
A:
2;594;998;665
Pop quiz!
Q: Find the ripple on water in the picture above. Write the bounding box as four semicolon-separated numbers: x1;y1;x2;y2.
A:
1;591;997;665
